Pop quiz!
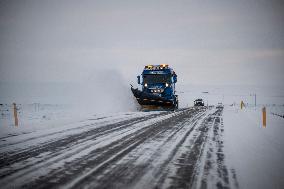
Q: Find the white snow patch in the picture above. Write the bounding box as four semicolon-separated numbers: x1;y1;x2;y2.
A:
223;105;284;189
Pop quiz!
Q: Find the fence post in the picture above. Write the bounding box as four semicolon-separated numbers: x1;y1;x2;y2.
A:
13;103;18;127
262;107;266;128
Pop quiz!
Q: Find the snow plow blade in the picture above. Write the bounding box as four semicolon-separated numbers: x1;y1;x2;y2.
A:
131;87;174;108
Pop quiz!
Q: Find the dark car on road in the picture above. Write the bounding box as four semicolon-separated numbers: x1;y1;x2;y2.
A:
216;102;224;109
194;99;204;106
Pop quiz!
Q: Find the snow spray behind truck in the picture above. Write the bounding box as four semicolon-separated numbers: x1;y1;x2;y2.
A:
131;64;178;110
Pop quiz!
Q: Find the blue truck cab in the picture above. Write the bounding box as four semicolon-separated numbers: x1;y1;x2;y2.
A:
131;64;178;110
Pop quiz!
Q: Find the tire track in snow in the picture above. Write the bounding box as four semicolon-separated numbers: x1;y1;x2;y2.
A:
155;108;216;189
65;108;208;189
0;109;186;188
0;112;168;170
22;109;198;189
0;112;171;179
190;107;239;189
0;107;237;189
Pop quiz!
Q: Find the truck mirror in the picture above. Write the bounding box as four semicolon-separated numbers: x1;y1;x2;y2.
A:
137;76;141;84
173;75;177;83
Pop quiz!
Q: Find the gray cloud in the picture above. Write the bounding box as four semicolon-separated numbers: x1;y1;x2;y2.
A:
0;0;283;103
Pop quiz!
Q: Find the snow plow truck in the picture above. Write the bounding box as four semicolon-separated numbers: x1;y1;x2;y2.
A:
131;64;178;110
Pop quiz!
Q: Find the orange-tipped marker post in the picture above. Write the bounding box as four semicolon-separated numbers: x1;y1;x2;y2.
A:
262;107;266;128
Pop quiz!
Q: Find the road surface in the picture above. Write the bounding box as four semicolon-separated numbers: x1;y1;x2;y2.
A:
0;107;238;189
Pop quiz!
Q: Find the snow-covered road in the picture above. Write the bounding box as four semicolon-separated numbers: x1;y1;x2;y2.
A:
0;107;238;189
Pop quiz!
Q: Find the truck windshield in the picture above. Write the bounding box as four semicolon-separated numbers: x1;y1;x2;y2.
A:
143;74;171;84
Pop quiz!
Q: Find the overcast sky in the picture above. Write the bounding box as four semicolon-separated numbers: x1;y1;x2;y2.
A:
0;0;284;92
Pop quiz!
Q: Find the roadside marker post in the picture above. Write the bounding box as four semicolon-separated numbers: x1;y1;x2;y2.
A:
241;101;244;109
262;107;266;128
13;103;19;127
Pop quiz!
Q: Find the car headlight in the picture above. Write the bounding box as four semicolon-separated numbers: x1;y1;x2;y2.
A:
144;83;148;87
165;83;169;87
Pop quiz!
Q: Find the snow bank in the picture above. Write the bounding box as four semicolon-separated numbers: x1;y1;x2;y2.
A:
0;103;148;138
223;105;284;189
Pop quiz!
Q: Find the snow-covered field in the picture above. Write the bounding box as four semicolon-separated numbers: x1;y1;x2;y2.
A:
0;103;88;137
0;103;136;136
224;105;284;189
